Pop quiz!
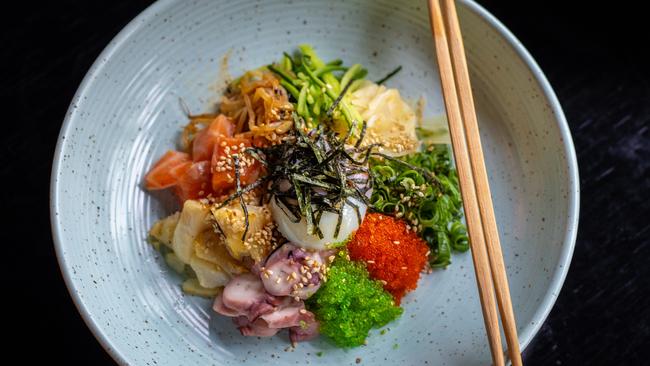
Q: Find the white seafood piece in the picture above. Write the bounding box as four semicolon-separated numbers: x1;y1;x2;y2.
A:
214;273;318;340
270;197;366;250
258;298;304;329
220;273;270;315
260;244;328;299
234;317;280;337
289;311;319;343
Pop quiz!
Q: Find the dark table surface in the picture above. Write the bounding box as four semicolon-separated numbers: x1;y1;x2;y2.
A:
3;1;649;365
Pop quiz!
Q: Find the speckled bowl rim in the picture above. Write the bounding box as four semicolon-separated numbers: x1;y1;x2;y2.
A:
50;0;579;364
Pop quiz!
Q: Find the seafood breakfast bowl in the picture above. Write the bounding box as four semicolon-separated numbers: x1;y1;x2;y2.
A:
50;0;579;365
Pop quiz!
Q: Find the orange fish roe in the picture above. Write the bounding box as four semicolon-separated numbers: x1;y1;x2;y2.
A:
347;213;429;304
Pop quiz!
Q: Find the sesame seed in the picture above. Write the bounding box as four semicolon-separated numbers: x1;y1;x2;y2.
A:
299;309;307;314
393;240;400;244
367;260;375;264
401;266;408;270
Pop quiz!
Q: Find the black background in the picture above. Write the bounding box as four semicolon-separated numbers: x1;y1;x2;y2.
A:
3;0;648;365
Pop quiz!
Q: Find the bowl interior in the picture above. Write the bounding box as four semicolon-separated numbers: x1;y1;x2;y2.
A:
51;0;577;365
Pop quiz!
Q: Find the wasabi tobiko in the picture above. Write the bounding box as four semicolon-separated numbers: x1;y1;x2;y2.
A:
306;252;403;347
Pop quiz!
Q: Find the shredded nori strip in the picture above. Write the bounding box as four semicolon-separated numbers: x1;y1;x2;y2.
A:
375;65;403;85
233;154;250;242
326;80;354;117
354;120;367;149
241;112;373;240
214;178;268;210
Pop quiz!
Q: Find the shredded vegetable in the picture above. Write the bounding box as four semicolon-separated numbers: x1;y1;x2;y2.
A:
268;44;366;132
220;70;294;144
369;144;469;267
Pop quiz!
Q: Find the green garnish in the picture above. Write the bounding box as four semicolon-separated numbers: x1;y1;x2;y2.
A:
306;252;403;347
369;144;469;268
267;44;366;130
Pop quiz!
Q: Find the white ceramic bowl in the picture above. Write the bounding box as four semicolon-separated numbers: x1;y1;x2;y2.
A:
50;0;579;364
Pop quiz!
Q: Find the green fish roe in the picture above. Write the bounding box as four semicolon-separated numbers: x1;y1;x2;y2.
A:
306;253;403;347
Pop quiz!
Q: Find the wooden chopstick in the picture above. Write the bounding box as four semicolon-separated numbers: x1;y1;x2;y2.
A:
428;0;523;365
439;0;523;365
427;1;505;365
